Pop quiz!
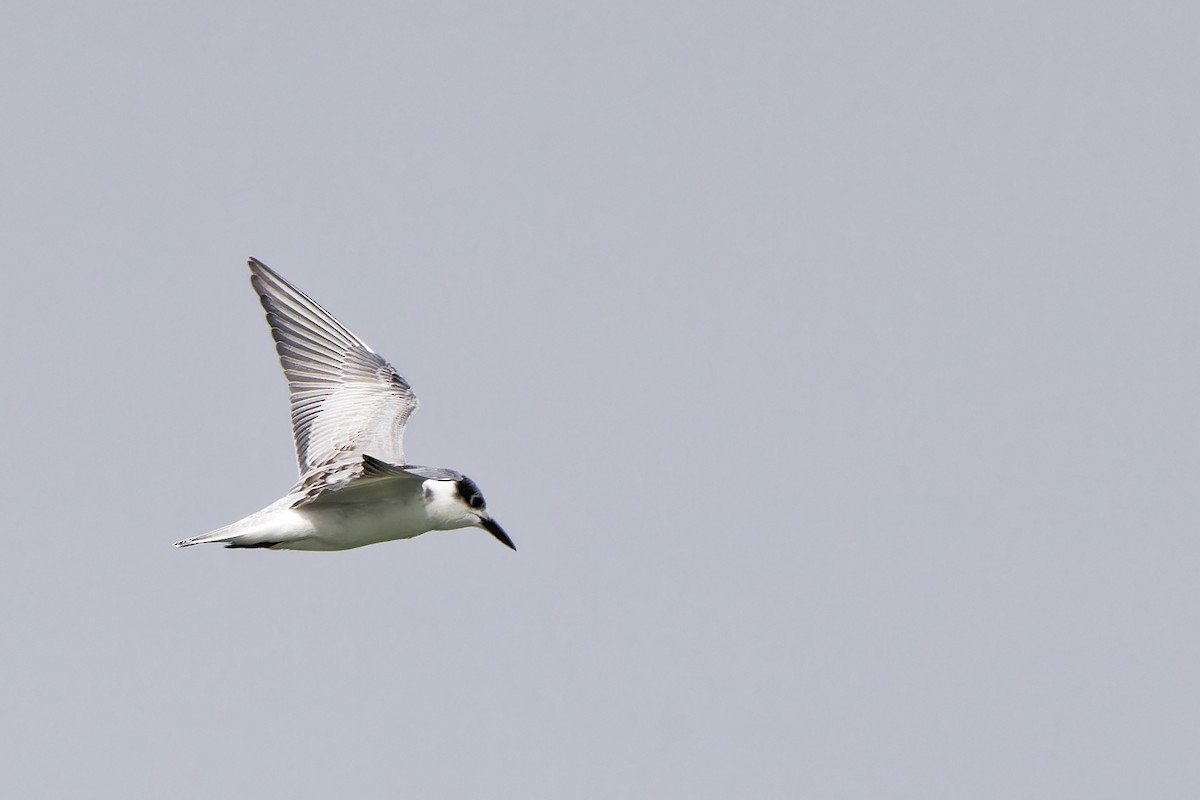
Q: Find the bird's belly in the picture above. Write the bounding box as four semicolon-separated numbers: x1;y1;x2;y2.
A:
294;499;433;550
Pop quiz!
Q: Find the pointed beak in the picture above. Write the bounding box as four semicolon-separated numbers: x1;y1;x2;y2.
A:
480;516;516;550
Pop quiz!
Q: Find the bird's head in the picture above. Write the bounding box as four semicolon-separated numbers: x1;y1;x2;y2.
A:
423;477;515;550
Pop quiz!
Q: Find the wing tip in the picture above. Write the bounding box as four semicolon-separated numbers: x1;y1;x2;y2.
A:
248;256;280;287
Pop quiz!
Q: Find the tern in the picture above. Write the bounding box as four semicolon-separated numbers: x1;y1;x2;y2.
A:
174;258;515;552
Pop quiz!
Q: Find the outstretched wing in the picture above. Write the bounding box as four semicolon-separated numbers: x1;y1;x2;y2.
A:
248;258;418;478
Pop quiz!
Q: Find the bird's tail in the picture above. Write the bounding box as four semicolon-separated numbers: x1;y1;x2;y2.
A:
175;503;295;549
174;525;240;548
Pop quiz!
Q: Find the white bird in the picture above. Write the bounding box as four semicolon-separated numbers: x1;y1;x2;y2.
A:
175;258;515;552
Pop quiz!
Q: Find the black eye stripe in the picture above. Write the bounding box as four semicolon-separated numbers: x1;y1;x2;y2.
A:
456;477;485;509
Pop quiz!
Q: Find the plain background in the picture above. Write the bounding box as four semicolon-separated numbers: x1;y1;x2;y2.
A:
2;2;1198;797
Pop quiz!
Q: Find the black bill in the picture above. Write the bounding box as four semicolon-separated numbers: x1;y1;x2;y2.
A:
481;517;516;550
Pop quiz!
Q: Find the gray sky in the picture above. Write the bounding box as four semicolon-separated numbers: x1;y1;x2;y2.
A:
2;2;1198;797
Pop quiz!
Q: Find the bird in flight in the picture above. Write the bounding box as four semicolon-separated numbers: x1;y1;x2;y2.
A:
175;258;515;552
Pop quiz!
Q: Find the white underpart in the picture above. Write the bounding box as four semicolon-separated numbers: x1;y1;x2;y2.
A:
204;479;478;551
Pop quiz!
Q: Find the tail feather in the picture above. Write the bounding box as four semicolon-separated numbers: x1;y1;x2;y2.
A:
174;525;240;548
174;503;298;550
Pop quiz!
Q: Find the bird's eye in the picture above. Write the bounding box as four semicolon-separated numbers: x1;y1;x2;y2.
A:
469;495;484;509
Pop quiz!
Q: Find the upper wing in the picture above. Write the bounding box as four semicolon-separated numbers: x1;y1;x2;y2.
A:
248;258;418;478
